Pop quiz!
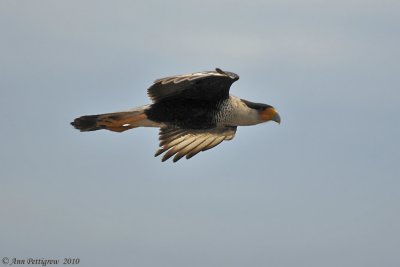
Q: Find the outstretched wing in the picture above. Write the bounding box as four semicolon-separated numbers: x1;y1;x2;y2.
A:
147;68;239;102
155;126;237;162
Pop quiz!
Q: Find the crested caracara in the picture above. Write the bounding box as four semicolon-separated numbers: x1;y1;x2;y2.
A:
71;68;281;162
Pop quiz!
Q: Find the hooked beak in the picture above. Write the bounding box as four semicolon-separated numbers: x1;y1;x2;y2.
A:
272;112;281;124
260;107;281;124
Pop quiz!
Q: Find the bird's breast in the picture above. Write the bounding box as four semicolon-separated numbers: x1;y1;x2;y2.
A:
215;96;261;126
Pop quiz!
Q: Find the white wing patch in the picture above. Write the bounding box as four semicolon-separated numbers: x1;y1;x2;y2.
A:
155;126;237;162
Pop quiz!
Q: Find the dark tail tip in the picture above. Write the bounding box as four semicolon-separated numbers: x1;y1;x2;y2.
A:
71;115;102;132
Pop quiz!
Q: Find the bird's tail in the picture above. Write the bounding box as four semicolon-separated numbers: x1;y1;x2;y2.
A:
71;105;155;132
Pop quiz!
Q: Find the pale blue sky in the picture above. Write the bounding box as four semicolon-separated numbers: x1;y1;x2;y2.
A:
1;1;399;266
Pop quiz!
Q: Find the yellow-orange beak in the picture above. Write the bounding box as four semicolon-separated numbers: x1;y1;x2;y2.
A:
259;107;281;124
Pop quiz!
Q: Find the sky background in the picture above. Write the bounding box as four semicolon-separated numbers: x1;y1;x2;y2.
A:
1;0;399;266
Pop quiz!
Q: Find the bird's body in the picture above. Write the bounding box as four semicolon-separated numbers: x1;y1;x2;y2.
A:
145;95;263;128
71;68;280;162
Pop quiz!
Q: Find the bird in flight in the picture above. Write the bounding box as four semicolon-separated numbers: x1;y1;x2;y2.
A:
71;68;281;162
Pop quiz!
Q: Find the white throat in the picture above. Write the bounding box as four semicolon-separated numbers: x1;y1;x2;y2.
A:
219;95;262;126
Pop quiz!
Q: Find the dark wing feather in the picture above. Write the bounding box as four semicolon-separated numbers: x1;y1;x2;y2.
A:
147;68;239;102
155;126;237;162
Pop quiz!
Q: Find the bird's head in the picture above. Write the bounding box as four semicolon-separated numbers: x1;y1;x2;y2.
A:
258;105;281;124
241;99;281;124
